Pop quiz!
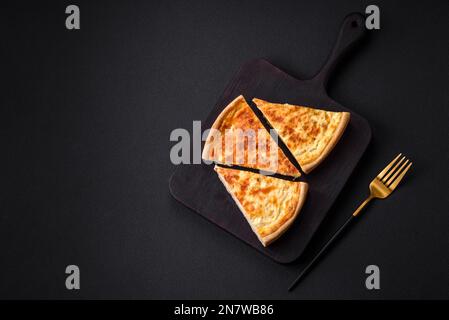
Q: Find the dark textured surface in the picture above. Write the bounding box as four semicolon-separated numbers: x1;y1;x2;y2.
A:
2;0;449;299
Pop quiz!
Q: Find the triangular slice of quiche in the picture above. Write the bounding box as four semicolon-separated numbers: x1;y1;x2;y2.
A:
202;95;301;177
214;165;308;246
253;98;350;173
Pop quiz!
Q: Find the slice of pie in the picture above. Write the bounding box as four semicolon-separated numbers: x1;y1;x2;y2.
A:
214;165;308;246
202;95;301;177
253;98;350;173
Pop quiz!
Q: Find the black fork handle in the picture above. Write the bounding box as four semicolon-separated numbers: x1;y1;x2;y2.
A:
288;214;355;291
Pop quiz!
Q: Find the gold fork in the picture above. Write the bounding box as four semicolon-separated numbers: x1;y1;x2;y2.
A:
352;153;412;217
289;154;412;291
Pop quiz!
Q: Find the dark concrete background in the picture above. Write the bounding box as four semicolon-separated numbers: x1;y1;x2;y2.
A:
2;0;448;299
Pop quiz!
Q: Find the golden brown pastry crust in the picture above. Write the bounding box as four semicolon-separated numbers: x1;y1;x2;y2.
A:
301;112;350;172
202;95;300;177
214;165;308;247
253;98;350;173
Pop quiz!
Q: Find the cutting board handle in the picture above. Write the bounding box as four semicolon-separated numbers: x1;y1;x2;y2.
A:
311;12;366;90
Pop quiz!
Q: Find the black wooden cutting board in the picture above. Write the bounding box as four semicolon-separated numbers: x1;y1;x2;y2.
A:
169;13;371;263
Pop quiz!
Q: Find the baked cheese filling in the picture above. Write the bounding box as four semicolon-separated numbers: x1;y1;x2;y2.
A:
215;165;307;246
253;98;350;173
202;95;301;177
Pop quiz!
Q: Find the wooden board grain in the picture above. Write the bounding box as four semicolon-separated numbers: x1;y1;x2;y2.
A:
169;13;371;263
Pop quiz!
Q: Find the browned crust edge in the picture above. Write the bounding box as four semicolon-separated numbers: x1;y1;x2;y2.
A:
260;182;308;246
301;112;350;173
215;165;308;247
252;98;351;174
201;95;245;162
202;95;301;178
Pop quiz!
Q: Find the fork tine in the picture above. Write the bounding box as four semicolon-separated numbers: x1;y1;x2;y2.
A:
388;162;412;191
386;159;409;186
377;153;402;180
382;156;406;183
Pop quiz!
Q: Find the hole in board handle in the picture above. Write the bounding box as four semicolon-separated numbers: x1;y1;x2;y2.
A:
351;20;359;28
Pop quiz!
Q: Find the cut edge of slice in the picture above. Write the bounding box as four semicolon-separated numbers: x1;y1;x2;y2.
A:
253;98;350;174
214;165;308;247
202;95;301;177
